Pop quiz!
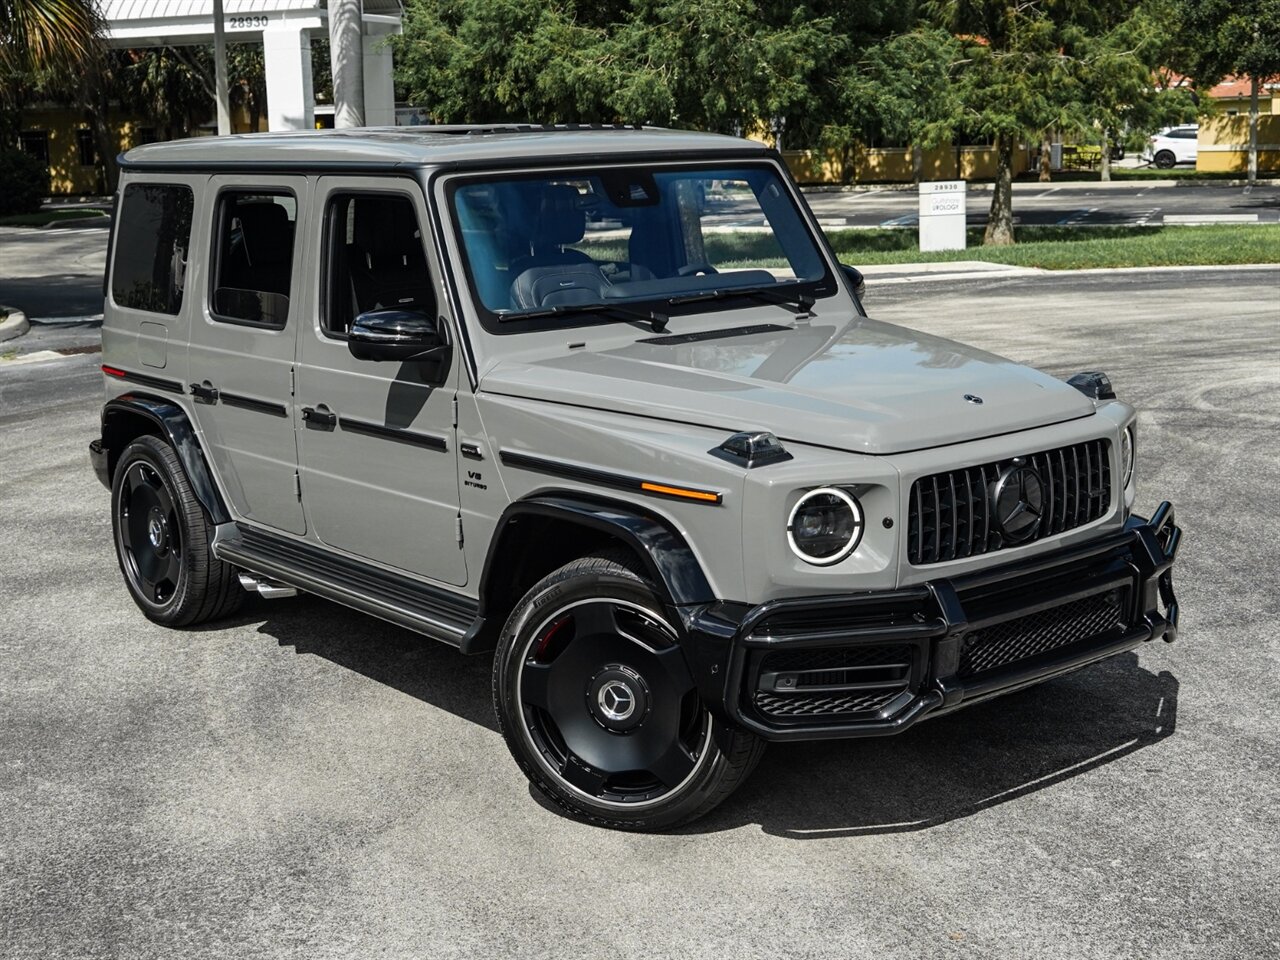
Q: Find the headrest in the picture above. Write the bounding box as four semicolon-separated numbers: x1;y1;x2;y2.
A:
532;184;586;249
234;202;292;266
352;196;424;271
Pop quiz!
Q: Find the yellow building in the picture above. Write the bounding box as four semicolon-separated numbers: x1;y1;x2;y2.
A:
1195;78;1280;174
782;143;1032;185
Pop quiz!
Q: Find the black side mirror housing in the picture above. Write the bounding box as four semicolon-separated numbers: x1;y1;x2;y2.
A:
840;264;866;301
347;309;449;363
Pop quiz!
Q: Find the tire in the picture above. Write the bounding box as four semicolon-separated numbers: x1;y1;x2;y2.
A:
111;434;243;627
493;551;765;831
1154;150;1176;169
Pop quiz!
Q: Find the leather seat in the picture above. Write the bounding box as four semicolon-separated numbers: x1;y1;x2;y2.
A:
349;196;434;315
509;184;594;278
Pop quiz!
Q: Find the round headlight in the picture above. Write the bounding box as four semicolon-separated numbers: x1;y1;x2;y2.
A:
1122;425;1136;488
787;487;864;565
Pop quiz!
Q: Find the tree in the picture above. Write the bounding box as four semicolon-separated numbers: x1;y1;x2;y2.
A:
1076;4;1196;181
392;0;837;131
927;0;1077;245
1171;0;1280;183
0;0;101;76
0;0;102;148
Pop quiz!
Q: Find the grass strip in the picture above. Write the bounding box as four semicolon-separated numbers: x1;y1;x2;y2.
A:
698;224;1280;270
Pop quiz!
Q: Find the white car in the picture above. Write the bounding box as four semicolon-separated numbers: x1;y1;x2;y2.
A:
1142;125;1198;168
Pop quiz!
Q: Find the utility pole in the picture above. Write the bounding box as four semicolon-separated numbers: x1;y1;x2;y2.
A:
212;0;232;135
328;0;366;128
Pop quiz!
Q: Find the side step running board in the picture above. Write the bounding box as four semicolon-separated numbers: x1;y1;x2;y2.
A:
215;525;479;648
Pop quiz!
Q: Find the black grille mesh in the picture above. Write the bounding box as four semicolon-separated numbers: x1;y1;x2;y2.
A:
960;589;1127;677
907;438;1112;565
754;687;904;718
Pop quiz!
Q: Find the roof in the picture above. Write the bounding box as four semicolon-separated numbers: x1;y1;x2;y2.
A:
1205;76;1280;99
118;126;766;169
101;0;401;18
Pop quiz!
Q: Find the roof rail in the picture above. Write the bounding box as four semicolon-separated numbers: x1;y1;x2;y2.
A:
400;123;649;136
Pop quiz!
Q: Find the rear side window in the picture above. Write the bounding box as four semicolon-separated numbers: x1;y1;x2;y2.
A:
210;191;297;328
321;193;434;337
111;183;194;315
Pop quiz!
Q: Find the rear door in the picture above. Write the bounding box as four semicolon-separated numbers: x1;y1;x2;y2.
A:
294;176;466;586
186;175;308;535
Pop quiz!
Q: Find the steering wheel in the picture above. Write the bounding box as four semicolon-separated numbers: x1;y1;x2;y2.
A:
677;263;719;278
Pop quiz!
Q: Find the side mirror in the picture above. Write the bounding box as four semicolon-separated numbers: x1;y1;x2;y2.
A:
840;264;866;301
347;309;449;363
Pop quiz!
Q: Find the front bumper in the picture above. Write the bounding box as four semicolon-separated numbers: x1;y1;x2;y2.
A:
687;502;1181;742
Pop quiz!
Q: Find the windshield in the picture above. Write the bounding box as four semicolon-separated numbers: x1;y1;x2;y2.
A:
448;163;835;332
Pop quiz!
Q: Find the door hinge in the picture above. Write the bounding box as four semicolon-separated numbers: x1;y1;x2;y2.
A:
294;470;302;500
455;514;464;545
451;395;459;428
290;366;296;397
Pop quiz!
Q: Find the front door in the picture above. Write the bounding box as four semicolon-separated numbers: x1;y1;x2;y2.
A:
294;177;466;586
187;175;307;535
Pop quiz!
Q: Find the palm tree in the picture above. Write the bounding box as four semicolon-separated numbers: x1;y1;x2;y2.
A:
0;0;102;76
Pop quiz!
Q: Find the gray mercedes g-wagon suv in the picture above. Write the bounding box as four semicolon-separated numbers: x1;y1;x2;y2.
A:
91;125;1181;830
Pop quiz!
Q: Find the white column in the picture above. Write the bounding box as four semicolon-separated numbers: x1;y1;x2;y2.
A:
263;23;315;132
212;0;231;134
328;0;365;128
362;26;396;127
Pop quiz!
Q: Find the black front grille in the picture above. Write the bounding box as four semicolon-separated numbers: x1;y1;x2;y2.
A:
960;588;1128;677
907;438;1112;565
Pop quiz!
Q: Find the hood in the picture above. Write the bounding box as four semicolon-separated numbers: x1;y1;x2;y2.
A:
479;317;1097;455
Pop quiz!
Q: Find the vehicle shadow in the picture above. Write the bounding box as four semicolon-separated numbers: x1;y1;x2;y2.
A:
225;596;1177;839
690;653;1178;839
216;594;498;732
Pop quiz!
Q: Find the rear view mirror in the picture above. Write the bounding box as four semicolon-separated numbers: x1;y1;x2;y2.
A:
840;264;866;301
347;309;449;363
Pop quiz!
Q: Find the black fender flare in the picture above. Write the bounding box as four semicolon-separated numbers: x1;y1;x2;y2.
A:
100;393;230;525
461;493;716;654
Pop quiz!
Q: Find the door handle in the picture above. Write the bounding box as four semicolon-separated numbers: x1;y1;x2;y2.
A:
301;405;337;429
190;381;219;404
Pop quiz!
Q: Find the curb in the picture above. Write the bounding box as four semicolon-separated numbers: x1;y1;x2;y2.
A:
43;215;111;230
799;177;1275;194
860;261;1279;286
0;306;30;343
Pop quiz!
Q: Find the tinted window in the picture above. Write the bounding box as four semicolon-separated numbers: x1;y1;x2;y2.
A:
450;164;831;331
210;192;296;328
322;193;434;337
111;183;194;315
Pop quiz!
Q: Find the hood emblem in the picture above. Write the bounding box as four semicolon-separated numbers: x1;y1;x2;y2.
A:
964;394;984;405
992;464;1044;543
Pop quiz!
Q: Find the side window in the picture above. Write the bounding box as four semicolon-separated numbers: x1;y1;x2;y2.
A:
210;191;296;328
111;183;194;315
322;193;434;337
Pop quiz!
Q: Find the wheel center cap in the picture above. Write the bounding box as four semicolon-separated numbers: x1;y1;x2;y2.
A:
597;680;636;721
146;509;167;550
587;664;651;733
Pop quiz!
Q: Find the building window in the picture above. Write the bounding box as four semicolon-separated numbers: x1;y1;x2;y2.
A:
111;183;195;315
19;131;49;166
76;129;96;166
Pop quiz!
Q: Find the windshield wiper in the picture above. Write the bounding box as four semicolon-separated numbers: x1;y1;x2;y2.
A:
498;301;669;333
669;284;816;316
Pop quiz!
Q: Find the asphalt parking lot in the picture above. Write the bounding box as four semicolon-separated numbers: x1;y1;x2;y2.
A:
1;230;1278;955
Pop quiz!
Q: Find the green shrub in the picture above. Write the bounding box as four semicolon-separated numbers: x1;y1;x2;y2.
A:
0;150;49;216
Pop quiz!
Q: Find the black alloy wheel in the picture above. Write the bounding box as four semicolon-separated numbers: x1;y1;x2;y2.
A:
1154;150;1176;169
111;435;243;626
494;552;764;831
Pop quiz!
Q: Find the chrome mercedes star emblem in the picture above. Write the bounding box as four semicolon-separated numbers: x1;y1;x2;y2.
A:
597;680;636;721
992;463;1045;543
